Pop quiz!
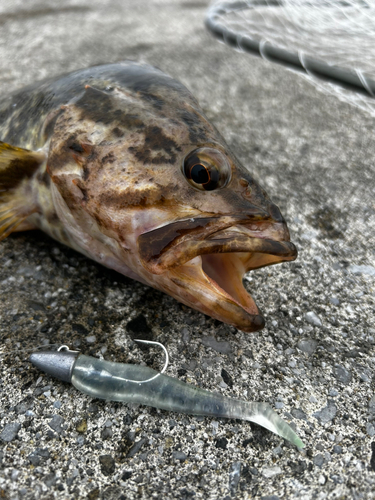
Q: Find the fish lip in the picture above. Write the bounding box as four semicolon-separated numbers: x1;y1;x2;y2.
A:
137;216;296;274
171;235;297;270
140;230;297;273
137;218;297;332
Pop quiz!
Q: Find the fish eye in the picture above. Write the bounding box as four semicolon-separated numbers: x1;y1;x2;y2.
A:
183;147;231;191
190;164;210;184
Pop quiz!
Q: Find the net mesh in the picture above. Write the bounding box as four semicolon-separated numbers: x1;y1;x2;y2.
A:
206;0;375;116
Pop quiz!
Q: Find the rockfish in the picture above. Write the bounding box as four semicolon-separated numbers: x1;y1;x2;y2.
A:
0;62;297;332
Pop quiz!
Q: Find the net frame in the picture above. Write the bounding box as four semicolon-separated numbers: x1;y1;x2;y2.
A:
205;1;375;113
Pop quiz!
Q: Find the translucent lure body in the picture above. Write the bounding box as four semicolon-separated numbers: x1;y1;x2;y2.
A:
71;354;304;448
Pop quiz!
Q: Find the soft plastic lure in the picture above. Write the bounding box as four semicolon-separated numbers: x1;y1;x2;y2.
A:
29;343;304;449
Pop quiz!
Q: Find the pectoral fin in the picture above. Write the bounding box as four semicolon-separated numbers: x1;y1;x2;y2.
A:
0;141;46;240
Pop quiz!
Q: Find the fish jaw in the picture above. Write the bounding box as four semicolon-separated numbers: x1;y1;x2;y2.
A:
167;255;266;332
138;219;297;332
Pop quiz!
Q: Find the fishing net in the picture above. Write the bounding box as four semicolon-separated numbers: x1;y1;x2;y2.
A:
205;0;375;116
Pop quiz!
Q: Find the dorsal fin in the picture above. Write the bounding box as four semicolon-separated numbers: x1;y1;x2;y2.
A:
0;141;46;240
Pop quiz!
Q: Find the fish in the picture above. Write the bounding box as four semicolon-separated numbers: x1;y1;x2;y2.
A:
0;61;297;332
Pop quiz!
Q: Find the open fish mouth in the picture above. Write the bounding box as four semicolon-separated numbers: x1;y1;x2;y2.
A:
138;217;297;332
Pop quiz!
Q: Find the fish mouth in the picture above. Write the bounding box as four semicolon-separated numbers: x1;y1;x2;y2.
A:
138;217;297;332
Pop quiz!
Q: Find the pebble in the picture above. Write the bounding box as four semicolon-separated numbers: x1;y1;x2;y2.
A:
181;327;190;343
126;437;147;458
272;446;283;456
16;265;35;277
0;423;21;442
76;436;85;446
366;423;375;437
215;437;228;450
201;335;232;354
313;402;337;424
262;466;282;478
11;469;20;481
333;445;343;454
313;454;325;468
359;371;371;383
169;419;177;428
221;368;233;387
66;471;78;487
99;455;115;476
330;474;343;484
172;451;187;461
305;312;322;327
28;448;50;466
76;419;87;433
348;265;375;276
229;462;241;494
86;335;96;343
328;388;339;397
48;415;64;434
101;428;113;440
43;472;57;487
334;365;352;385
297;339;318;355
329;297;340;306
15;397;34;415
291;408;307;420
369;396;375;415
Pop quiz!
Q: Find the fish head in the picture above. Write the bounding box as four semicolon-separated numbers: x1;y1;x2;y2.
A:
135;145;297;332
46;63;297;332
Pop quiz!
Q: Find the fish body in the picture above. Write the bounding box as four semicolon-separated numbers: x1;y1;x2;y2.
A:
0;62;297;332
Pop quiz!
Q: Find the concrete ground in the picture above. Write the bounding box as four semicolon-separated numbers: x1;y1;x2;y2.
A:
0;0;375;498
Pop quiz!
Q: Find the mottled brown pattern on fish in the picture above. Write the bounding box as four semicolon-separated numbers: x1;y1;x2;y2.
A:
178;109;213;144
111;127;124;138
0;153;41;189
75;86;146;131
101;152;116;164
129;125;182;165
45;81;226;218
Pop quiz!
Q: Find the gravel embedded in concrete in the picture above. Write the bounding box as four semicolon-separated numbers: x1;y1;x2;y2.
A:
0;0;375;498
